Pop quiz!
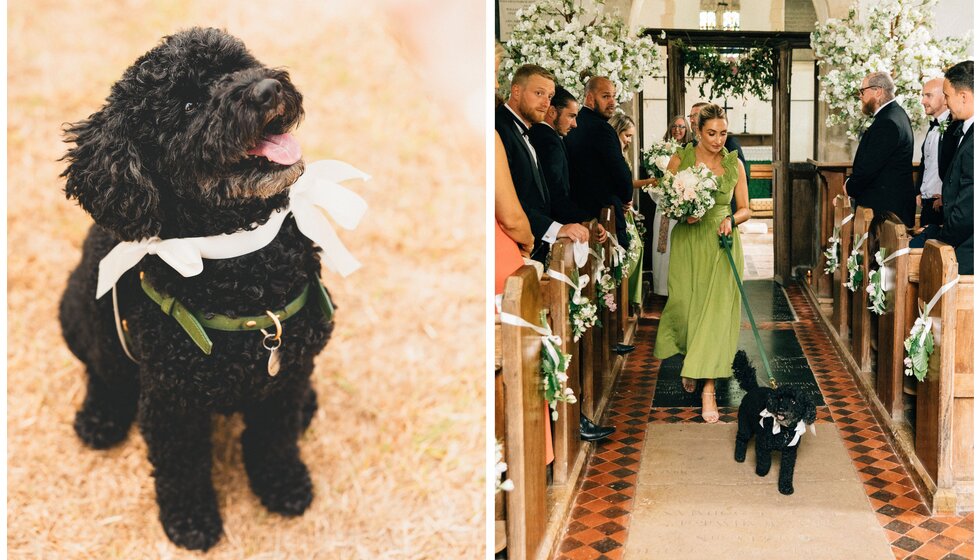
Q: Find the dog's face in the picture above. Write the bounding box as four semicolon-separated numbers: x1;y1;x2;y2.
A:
61;27;305;240
765;386;816;428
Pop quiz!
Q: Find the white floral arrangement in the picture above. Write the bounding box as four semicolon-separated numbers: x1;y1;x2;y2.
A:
540;340;576;420
844;240;864;292
592;246;617;311
499;0;661;103
644;163;719;221
568;268;598;342
641;139;682;179
823;227;841;274
903;311;934;382
495;440;514;493
812;0;970;139
866;249;887;314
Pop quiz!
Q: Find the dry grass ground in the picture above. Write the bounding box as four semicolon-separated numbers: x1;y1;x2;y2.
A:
8;1;486;558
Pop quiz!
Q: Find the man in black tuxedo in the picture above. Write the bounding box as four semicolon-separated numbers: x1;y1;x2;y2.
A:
916;76;955;226
495;64;589;261
844;72;916;226
527;86;595;225
564;76;633;248
912;61;973;274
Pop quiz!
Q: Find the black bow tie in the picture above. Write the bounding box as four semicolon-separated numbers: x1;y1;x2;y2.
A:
929;119;940;129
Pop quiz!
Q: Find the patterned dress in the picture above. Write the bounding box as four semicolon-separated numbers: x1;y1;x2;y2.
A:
653;145;744;379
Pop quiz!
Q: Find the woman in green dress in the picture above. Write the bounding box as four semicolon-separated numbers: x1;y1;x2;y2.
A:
653;104;751;423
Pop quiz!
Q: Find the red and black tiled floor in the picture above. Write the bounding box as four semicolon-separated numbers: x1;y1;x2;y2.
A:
552;283;973;560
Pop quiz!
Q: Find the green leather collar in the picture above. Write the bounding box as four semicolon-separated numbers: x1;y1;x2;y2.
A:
138;273;335;355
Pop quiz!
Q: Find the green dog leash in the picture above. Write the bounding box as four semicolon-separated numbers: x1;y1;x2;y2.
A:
718;217;777;389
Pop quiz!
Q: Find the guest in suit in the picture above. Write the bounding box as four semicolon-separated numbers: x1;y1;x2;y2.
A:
527;86;602;229
843;72;916;226
690;102;745;214
912;61;973;274
564;76;633;248
916;76;953;226
495;64;589;261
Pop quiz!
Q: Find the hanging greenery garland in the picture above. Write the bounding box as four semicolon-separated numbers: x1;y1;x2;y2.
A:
678;42;775;101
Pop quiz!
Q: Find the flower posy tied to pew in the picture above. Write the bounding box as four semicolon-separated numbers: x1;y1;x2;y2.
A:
844;231;869;292
498;310;577;420
904;275;960;381
548;264;597;342
823;226;842;274
866;247;910;315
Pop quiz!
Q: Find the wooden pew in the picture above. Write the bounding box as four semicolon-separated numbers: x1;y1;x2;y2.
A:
599;207;619;377
500;265;548;560
586;221;611;417
543;239;582;485
579;221;600;419
849;206;874;372
875;217;921;420
914;241;974;515
831;195;854;340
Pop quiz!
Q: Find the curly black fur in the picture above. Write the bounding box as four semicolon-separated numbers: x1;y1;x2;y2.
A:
59;28;330;551
732;350;816;495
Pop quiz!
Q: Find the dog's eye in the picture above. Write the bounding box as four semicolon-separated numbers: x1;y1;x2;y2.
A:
184;102;196;112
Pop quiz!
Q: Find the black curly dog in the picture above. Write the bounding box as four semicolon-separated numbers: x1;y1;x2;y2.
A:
732;350;816;495
60;28;330;550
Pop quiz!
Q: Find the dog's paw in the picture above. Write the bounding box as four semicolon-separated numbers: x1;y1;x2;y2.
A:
778;483;795;495
247;455;314;516
73;405;133;449
734;449;746;463
159;502;223;551
755;465;771;477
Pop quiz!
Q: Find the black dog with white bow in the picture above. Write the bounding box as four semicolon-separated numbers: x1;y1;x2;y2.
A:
732;350;816;495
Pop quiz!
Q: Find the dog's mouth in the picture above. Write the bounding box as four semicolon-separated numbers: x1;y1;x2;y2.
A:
242;106;302;167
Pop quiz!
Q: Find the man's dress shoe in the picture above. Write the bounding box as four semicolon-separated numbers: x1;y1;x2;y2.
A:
580;414;615;442
613;343;636;355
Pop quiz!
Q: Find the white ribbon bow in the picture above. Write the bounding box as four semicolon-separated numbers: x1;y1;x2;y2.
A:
853;231;869;250
759;409;815;447
841;213;854;226
915;275;960;345
499;312;562;365
547;269;589;301
95;160;369;298
878;247;910;292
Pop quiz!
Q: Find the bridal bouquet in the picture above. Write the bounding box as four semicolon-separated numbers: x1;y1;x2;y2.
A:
641;139;682;179
645;163;719;220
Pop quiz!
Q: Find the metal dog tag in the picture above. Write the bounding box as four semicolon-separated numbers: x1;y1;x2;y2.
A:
261;330;282;377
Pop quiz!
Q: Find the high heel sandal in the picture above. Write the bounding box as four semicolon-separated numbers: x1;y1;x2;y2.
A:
701;391;719;424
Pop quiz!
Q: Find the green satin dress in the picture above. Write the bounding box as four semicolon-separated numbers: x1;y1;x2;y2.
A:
653;145;744;379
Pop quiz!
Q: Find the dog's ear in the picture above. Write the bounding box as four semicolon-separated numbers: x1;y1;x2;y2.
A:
61;108;161;241
797;390;817;424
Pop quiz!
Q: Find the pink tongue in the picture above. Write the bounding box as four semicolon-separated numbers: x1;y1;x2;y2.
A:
247;133;302;165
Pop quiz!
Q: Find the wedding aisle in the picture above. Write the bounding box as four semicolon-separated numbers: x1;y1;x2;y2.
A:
551;281;974;560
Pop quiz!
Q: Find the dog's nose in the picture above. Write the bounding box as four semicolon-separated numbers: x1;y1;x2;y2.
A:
251;79;283;108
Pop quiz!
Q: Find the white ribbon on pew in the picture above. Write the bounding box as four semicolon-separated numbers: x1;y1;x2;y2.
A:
547;269;590;301
853;231;869;249
609;236;625;267
916;275;961;345
841;213;855;226
572;241;589;268
499;312;562;366
878;247;911;292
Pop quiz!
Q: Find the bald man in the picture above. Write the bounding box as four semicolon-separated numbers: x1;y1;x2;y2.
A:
564;76;634;247
916;77;957;226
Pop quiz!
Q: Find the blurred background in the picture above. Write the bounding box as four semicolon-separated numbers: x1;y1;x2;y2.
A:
8;0;485;558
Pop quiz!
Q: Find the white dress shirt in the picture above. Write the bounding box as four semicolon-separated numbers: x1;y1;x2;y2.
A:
920;109;949;199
